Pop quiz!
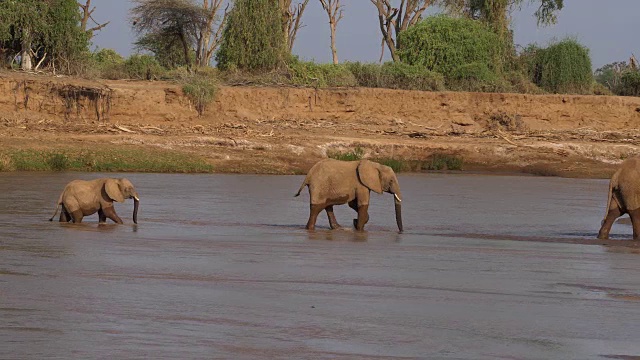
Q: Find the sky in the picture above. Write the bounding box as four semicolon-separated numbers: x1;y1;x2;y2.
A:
91;0;639;70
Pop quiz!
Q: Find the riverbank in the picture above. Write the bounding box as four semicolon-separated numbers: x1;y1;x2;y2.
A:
1;71;639;177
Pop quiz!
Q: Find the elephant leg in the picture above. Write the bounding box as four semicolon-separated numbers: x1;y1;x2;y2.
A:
70;210;84;224
629;208;640;240
354;205;369;231
98;208;107;224
59;205;71;223
597;204;622;240
102;206;123;224
325;206;341;229
306;204;324;230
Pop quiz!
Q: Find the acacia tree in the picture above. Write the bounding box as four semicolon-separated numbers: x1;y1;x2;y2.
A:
279;0;309;52
319;0;343;64
131;0;228;69
78;0;110;39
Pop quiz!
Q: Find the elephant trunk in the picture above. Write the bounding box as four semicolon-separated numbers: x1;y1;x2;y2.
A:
392;184;403;233
133;198;139;224
394;198;403;233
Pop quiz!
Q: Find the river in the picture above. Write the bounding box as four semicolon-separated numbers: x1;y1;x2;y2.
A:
1;172;639;359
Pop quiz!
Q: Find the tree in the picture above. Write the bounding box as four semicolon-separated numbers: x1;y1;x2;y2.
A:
194;0;229;67
279;0;309;52
131;0;228;69
319;0;343;64
0;0;47;70
216;0;287;71
370;0;451;62
78;0;110;39
131;0;205;71
0;0;89;72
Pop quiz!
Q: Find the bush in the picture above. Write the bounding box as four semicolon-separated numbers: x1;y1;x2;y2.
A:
328;147;364;161
446;62;512;92
123;54;165;80
288;60;357;87
618;70;640;96
346;62;444;91
397;15;502;78
423;153;464;171
216;0;287;71
529;39;593;94
181;74;219;116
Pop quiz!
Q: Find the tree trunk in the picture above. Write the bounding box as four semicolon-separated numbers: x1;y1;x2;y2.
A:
20;29;32;71
329;20;338;64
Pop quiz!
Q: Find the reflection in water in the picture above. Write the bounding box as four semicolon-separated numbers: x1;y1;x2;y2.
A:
1;172;640;359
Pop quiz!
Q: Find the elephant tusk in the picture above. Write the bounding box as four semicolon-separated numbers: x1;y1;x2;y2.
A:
394;193;401;202
133;196;139;201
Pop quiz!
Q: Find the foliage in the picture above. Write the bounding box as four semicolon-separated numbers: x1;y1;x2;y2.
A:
122;54;166;80
328;147;364;161
181;73;219;115
0;0;90;73
346;62;445;91
288;59;357;87
1;149;213;173
136;31;194;68
423;153;464;171
594;61;627;90
527;39;593;94
397;15;502;78
618;70;640;97
216;0;287;71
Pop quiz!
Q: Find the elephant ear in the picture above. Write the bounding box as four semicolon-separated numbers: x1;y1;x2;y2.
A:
357;160;383;194
104;179;125;203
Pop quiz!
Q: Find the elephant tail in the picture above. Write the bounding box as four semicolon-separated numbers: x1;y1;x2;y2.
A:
294;176;310;197
48;193;63;221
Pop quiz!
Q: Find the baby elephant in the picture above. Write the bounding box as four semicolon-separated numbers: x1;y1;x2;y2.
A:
598;157;640;240
49;178;140;224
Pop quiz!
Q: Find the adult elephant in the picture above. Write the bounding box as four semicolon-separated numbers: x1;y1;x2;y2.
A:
49;178;140;224
598;157;640;240
295;159;403;232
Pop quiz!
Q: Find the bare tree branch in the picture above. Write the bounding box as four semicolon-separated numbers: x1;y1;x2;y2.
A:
369;0;433;62
78;0;109;39
319;0;344;64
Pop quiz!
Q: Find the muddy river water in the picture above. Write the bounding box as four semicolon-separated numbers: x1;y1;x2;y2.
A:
1;172;640;359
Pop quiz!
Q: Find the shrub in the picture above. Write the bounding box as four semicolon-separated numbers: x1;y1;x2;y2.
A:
423;153;464;171
446;62;512;92
328;147;364;161
123;54;165;80
288;60;357;87
529;39;593;94
181;74;218;116
346;62;444;91
618;70;640;96
397;15;502;78
216;0;287;71
47;153;69;171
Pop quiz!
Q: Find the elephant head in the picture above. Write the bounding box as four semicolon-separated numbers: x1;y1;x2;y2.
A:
357;160;403;232
105;178;140;224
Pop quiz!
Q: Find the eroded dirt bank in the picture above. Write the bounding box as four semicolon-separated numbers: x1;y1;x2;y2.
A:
2;71;640;176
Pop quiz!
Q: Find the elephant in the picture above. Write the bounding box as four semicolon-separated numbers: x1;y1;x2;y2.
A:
49;178;140;224
294;159;403;232
598;157;640;240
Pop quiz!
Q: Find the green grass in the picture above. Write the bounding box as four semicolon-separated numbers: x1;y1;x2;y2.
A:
1;148;214;173
422;153;464;171
328;147;365;161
